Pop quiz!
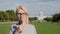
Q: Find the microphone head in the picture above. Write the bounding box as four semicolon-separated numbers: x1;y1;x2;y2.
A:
18;20;22;25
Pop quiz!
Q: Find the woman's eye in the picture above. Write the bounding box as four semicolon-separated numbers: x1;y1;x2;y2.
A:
16;13;26;15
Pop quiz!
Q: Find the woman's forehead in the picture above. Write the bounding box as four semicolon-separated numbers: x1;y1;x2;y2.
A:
17;9;25;13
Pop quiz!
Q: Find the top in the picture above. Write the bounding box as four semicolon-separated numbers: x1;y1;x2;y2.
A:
9;24;37;34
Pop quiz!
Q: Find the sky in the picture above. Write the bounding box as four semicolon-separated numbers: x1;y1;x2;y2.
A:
0;0;60;16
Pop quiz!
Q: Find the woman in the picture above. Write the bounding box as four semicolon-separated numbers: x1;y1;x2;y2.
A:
9;5;37;34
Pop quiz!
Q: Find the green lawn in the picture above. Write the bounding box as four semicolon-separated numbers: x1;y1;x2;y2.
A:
0;22;60;34
0;23;11;34
31;22;60;34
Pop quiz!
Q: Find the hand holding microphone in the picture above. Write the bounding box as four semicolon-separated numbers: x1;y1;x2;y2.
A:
13;20;23;34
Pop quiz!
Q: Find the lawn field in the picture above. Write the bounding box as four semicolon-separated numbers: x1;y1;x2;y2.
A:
0;22;60;34
0;23;11;34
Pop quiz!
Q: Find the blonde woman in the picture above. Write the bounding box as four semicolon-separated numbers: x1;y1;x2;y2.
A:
9;5;37;34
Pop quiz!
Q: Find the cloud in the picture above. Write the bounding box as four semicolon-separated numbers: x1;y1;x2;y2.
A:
32;2;60;6
39;0;55;2
23;0;60;2
0;0;60;16
27;1;60;16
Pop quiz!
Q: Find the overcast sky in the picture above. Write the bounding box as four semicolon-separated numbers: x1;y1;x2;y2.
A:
0;0;60;16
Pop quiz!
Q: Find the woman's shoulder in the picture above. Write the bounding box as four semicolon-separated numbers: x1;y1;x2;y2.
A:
28;24;35;27
22;24;37;34
24;24;35;29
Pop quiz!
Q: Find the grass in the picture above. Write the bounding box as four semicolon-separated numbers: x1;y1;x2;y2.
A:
31;21;60;34
0;22;60;34
0;23;11;34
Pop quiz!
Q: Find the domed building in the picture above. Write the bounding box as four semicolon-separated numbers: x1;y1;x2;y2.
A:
38;11;52;22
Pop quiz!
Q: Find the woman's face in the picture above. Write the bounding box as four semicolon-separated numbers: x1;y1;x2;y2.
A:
16;9;28;21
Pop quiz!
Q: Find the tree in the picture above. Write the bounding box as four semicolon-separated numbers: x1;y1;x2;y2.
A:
34;17;37;20
3;12;9;20
0;11;5;21
29;17;38;21
52;13;60;23
44;17;52;22
5;10;16;21
0;10;16;22
29;17;34;21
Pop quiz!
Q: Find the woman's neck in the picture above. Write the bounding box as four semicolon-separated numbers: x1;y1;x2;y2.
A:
22;21;28;26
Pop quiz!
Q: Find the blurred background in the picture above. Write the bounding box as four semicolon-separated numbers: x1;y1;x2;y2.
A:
0;0;60;34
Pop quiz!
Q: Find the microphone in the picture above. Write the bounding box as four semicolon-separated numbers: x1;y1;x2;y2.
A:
18;20;22;25
13;20;22;34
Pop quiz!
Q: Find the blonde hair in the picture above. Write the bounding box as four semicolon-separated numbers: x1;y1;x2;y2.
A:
16;5;29;16
16;5;29;23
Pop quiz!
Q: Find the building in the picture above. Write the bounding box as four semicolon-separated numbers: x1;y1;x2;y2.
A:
38;11;52;22
29;11;52;22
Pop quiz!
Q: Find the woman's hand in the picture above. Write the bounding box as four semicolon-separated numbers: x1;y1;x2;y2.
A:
14;25;24;34
18;25;23;32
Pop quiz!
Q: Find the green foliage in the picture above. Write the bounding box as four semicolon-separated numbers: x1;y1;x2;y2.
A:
0;11;5;21
6;10;16;20
34;17;37;20
44;17;52;21
52;13;60;23
44;13;60;23
0;10;16;21
29;17;38;21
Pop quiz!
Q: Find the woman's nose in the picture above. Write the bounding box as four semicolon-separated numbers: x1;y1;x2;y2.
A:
20;15;22;18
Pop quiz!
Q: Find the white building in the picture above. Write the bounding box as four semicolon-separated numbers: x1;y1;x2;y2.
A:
38;11;52;22
29;11;52;22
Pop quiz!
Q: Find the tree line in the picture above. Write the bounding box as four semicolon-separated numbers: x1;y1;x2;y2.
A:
0;10;16;22
44;13;60;23
0;10;37;22
0;10;60;23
